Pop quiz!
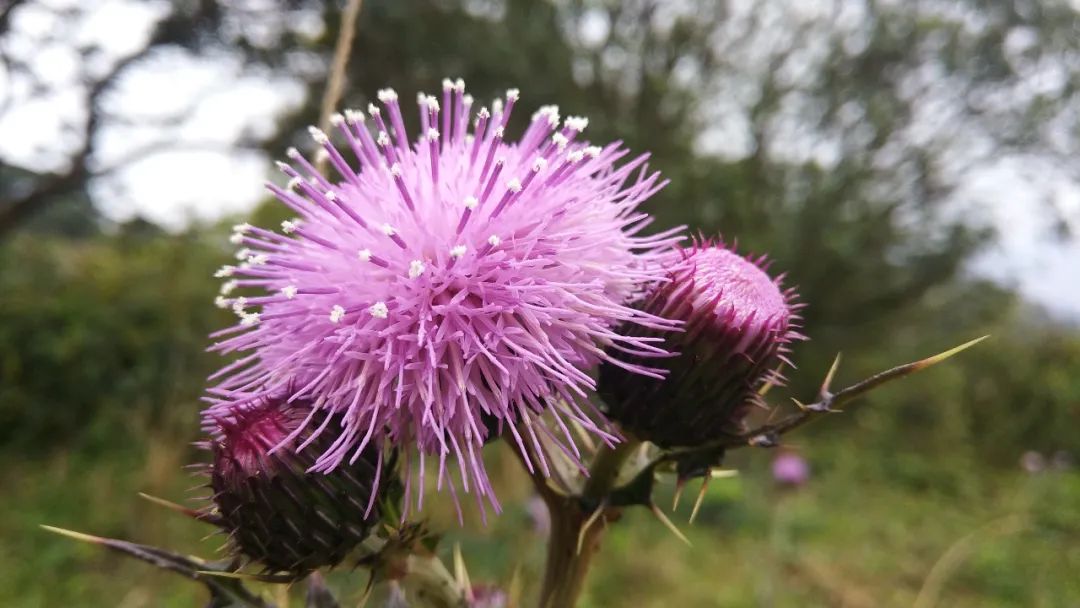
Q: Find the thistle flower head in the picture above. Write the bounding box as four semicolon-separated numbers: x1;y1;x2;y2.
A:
598;240;803;448
204;398;391;577
205;80;681;515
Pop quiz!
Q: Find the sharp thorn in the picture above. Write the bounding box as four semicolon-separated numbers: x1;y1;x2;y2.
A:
453;542;472;596
672;479;686;511
40;525;104;544
576;505;606;555
819;352;842;399
650;503;692;547
690;477;710;524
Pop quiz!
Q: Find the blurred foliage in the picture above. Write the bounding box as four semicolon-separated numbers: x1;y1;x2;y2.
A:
0;225;230;455
1;0;1079;605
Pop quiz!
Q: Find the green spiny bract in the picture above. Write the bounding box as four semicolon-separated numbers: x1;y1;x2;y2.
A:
202;398;394;579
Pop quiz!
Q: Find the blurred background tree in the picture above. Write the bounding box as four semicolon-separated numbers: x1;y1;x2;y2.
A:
1;0;1077;605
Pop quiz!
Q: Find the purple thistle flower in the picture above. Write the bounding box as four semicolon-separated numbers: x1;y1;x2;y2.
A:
598;240;804;449
203;79;681;515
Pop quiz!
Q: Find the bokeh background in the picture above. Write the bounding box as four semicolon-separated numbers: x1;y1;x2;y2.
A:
1;0;1078;606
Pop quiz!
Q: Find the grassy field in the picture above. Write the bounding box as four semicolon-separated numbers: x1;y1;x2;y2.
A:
4;423;1077;608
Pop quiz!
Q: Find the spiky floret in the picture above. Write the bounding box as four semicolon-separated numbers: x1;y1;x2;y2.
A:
598;240;804;448
204;399;392;578
204;79;682;514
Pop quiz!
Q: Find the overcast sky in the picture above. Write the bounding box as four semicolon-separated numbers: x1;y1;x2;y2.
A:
1;0;1077;322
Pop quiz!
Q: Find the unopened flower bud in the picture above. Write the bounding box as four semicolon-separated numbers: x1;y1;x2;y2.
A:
203;398;394;578
598;242;802;448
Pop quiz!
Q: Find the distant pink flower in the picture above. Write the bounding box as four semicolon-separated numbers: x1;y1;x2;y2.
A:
1020;450;1045;474
599;240;803;448
772;451;810;487
204;79;681;514
469;584;509;608
526;495;551;536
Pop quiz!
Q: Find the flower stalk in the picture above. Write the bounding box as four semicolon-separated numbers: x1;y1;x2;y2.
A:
537;440;639;608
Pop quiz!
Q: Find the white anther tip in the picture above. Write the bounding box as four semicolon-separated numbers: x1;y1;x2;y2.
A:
345;109;365;124
308;126;329;144
408;259;426;279
329;304;345;323
369;301;389;319
565;116;590;131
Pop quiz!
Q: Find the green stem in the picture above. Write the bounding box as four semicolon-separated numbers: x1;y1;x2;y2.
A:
537;441;639;608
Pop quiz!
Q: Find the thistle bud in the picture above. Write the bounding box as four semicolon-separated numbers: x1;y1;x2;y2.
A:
598;242;802;448
203;398;394;578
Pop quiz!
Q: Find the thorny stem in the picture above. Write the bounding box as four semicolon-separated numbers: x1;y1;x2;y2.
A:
536;440;639;608
662;335;990;461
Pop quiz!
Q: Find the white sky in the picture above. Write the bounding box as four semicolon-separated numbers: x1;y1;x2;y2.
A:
1;0;1077;321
